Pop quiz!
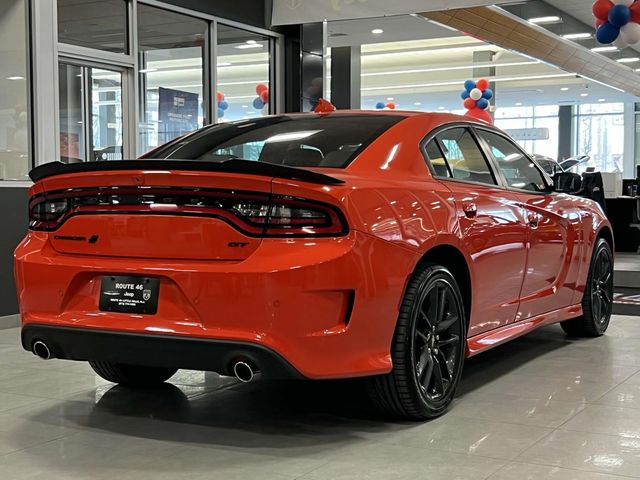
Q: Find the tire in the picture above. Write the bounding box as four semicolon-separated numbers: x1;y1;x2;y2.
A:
367;264;467;420
89;361;177;387
561;238;614;337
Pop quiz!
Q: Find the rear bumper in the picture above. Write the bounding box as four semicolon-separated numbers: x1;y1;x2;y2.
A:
15;230;418;379
22;324;303;379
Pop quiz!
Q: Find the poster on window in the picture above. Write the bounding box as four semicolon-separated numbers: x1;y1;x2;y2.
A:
158;87;199;144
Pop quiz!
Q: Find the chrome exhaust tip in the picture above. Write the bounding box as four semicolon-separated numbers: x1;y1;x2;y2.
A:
233;361;255;383
32;340;53;360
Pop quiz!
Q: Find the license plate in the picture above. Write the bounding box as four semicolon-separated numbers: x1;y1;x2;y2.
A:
99;276;160;315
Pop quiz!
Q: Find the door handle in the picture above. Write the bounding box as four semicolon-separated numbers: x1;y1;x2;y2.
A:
463;203;477;218
528;213;542;227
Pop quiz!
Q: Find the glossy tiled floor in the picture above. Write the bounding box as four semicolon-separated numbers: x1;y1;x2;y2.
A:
1;316;640;479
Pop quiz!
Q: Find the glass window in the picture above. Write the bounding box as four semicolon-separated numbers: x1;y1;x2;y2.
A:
0;0;29;180
57;0;128;54
137;4;207;154
59;63;85;162
90;68;123;161
145;115;404;168
424;140;451;177
575;103;624;173
434;128;496;185
494;105;559;159
217;24;272;122
479;130;547;192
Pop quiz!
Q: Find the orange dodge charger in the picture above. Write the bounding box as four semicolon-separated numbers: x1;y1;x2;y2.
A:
15;111;614;419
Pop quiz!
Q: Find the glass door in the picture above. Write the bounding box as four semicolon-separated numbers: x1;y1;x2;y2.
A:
58;61;128;162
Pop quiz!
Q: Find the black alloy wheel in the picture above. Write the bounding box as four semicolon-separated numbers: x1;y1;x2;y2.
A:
561;238;614;337
368;264;466;420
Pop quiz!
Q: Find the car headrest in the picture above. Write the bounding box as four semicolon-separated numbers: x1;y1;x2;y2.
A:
282;147;324;167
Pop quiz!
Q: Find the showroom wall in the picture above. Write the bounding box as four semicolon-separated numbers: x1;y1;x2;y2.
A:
163;0;273;29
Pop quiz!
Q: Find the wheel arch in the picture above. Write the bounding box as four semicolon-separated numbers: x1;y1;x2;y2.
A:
596;225;614;252
413;244;472;329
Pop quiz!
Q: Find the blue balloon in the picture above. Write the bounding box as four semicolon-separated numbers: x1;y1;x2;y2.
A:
609;4;631;28
218;107;225;118
375;101;385;109
596;22;621;44
482;88;494;100
476;98;489;110
464;79;476;92
460;90;470;100
253;97;265;110
219;100;229;110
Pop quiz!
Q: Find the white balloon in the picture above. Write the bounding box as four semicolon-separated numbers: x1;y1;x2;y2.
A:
620;22;640;46
470;88;483;101
613;36;629;49
612;0;633;5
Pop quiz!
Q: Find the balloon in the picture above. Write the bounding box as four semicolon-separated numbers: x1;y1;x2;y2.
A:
463;98;476;110
217;108;225;118
375;101;385;109
476;78;490;91
596;22;621;43
620;21;640;44
612;0;633;5
464;79;476;92
460;90;470;100
253;97;265;110
465;108;493;124
219;100;229;110
613;35;629;48
260;90;269;103
482;88;494;100
216;91;224;103
470;88;483;101
595;18;605;28
631;1;640;23
476;98;490;110
256;83;268;95
385;102;396;109
593;0;614;21
609;4;631;27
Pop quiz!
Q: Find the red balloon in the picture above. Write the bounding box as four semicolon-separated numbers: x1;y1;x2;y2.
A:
314;98;336;114
386;102;396;110
465;107;493;124
631;1;640;23
592;0;614;22
260;90;269;104
595;18;605;28
256;84;268;96
476;78;490;91
216;91;224;103
463;98;477;110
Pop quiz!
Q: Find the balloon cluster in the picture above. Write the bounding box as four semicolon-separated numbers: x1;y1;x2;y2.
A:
253;84;270;112
216;91;229;119
593;0;640;47
375;101;396;110
460;78;493;123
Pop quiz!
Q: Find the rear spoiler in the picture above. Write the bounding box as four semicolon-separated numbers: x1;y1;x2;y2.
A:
29;159;346;185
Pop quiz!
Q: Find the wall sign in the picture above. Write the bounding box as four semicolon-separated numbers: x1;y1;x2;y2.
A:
158;87;199;144
504;128;550;141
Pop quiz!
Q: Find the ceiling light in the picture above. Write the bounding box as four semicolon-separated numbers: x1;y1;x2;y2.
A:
581;93;589;97
241;105;248;108
236;41;263;49
515;102;523;106
438;106;445;110
139;68;157;73
562;32;592;40
6;76;24;80
246;40;257;44
414;102;422;106
360;60;540;78
371;28;384;34
598;98;606;102
528;16;562;24
561;87;569;91
386;97;394;101
217;62;232;67
618;57;640;63
591;46;618;52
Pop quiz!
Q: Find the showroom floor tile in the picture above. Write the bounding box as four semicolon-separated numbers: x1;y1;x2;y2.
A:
1;317;640;479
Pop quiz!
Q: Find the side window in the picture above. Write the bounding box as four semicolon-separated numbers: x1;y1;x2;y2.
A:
424;140;451;178
479;131;547;192
435;128;497;185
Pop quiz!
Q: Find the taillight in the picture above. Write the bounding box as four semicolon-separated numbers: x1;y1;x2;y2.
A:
29;188;348;237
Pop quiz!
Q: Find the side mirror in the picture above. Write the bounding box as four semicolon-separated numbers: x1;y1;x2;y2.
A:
553;172;582;194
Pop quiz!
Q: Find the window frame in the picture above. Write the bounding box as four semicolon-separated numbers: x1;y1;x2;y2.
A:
471;124;553;195
420;122;502;189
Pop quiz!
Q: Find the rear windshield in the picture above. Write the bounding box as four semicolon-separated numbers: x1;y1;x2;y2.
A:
144;114;404;168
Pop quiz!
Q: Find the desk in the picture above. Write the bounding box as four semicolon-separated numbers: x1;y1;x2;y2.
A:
605;196;640;253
